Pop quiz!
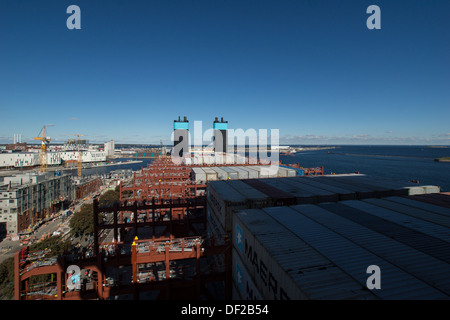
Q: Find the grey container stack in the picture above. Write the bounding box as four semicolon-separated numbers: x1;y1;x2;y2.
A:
233;208;379;300
230;198;450;300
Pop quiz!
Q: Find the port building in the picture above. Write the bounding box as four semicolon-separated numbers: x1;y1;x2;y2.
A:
0;150;106;169
0;173;73;239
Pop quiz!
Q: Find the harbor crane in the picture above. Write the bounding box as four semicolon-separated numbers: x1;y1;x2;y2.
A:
34;125;54;173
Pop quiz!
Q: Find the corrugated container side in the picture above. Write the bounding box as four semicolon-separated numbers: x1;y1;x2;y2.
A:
423;186;441;194
241;166;260;179
207;180;248;232
233;208;378;300
232;249;264;300
192;167;206;183
211;167;228;180
406;186;431;195
278;167;296;177
256;166;279;178
232;282;242;300
221;167;239;180
249;166;266;178
206;205;226;238
232;167;249;179
233;209;308;300
202;167;218;181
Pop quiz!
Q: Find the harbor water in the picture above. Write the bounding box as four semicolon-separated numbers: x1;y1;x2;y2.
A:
280;145;450;192
74;146;450;192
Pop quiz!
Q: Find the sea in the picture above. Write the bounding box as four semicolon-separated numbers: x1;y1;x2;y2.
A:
76;145;450;192
280;145;450;192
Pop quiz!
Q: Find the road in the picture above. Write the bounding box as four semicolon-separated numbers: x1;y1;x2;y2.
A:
0;195;97;265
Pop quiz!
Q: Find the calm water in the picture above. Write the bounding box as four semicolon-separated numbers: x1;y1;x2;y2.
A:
280;145;450;192
74;146;450;192
67;158;153;177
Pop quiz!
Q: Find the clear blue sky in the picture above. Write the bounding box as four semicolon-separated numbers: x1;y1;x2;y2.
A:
0;0;449;145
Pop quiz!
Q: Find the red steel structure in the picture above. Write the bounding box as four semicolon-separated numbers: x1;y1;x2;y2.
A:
120;156;205;201
14;155;231;300
15;198;230;300
14;154;321;300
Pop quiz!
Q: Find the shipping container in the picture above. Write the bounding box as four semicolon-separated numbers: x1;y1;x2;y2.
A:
277;167;296;177
233;208;378;300
363;197;450;229
206;206;226;239
338;200;450;245
231;167;249;180
221;167;239;180
207;180;248;232
261;178;318;204
226;180;271;208
202;167;218;181
211;167;228;180
385;196;450;217
280;177;340;203
327;174;408;197
249;166;268;178
242;179;296;206
346;175;440;195
268;204;450;299
232;249;263;300
313;175;399;199
298;176;359;200
191;167;206;183
239;166;259;179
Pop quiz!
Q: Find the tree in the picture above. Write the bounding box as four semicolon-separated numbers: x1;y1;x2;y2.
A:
70;203;95;236
0;257;14;300
0;236;72;300
99;189;120;208
30;235;72;256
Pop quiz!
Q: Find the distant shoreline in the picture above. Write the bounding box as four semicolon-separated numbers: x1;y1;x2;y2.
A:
0;160;143;177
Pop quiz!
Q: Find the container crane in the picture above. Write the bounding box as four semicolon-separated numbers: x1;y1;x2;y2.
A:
34;125;53;173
